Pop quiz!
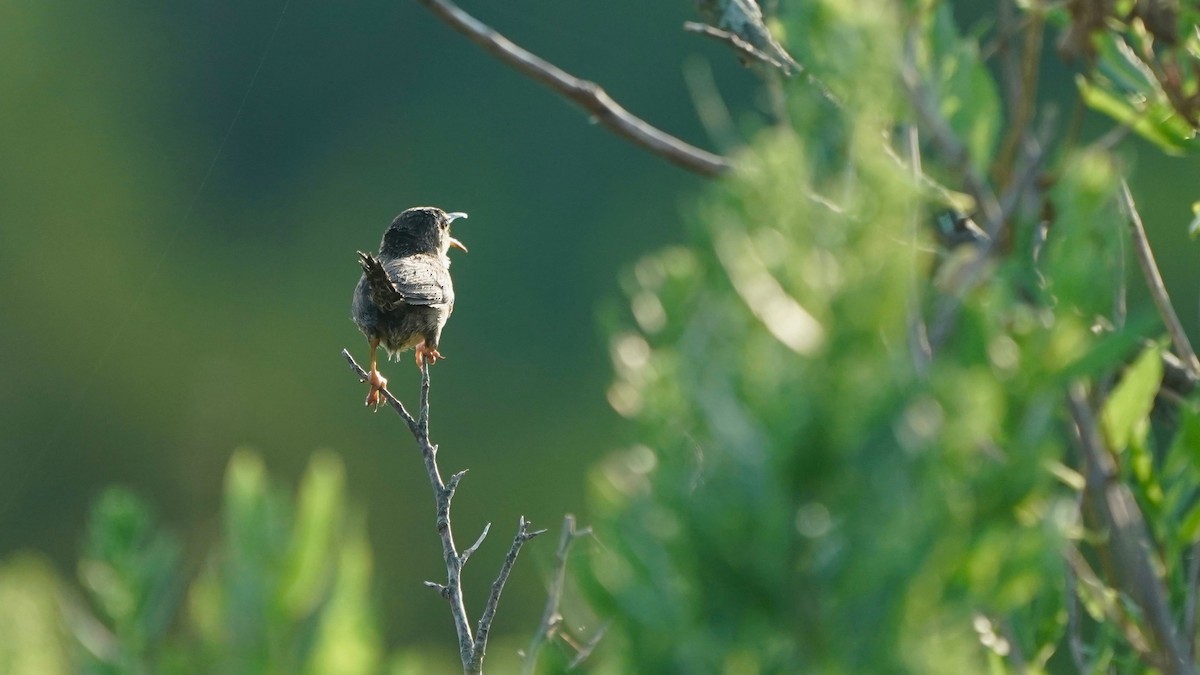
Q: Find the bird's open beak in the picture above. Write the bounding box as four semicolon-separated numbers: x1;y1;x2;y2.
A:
447;212;468;252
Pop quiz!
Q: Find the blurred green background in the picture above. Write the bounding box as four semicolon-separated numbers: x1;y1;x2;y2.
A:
0;0;759;661
3;0;1200;669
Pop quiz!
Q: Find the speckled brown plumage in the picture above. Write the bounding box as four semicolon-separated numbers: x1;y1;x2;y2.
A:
352;206;467;408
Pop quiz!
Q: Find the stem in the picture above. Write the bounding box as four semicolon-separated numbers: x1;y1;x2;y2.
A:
415;0;730;178
342;349;546;673
1118;180;1200;378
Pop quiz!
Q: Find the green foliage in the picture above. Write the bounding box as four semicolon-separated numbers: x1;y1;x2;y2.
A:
0;451;381;675
1051;0;1200;155
583;0;1200;672
181;450;379;675
78;489;185;674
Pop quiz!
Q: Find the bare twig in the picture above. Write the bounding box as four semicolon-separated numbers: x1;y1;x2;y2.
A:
1118;180;1200;378
523;514;594;675
902;125;932;375
415;0;731;178
462;522;492;564
992;0;1044;189
567;622;609;670
469;516;548;674
1187;541;1200;659
683;21;793;74
1064;546;1092;673
1067;382;1196;674
341;348;545;674
1064;544;1157;657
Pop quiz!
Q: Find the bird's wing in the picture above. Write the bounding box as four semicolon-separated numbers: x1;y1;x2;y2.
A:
368;253;451;308
386;255;451;306
358;251;407;311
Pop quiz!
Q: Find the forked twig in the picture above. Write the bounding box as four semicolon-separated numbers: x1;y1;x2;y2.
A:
523;514;594;674
341;348;546;674
469;516;548;673
683;21;793;74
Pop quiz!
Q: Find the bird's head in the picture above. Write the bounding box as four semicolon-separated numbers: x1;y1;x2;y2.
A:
380;207;468;258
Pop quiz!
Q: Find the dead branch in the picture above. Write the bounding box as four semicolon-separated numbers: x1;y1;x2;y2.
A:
416;0;731;178
683;21;793;74
341;348;546;674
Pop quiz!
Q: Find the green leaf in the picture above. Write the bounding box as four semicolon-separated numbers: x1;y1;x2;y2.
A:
1100;344;1163;452
928;4;1001;173
1182;502;1200;543
1077;75;1199;155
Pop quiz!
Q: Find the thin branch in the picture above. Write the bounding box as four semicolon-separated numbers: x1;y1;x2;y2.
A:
523;514;594;675
1114;205;1128;330
1067;382;1196;674
567;622;609;670
1065;544;1155;657
462;522;492;564
342;349;544;674
469;516;548;674
1118;180;1200;378
902;125;932;375
991;0;1043;189
683;21;793;74
901;29;1003;235
1065;545;1092;674
1187;541;1200;659
415;0;731;178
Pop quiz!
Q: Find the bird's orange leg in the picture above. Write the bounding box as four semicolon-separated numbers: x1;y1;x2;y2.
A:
415;340;445;368
365;337;388;410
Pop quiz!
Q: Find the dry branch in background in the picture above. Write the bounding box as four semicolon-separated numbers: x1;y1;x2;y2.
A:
1067;383;1196;674
341;348;546;674
1117;181;1200;379
683;21;794;74
415;0;731;178
692;0;800;74
521;514;602;674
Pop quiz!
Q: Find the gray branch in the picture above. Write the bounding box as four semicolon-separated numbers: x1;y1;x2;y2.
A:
1067;383;1196;674
683;21;794;74
523;514;593;674
416;0;731;178
341;348;545;674
1118;181;1200;379
469;516;547;674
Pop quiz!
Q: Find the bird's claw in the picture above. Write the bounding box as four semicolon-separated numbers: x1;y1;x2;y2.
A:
415;342;445;368
364;369;388;411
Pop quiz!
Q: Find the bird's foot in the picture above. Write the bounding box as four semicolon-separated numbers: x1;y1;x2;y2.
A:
364;369;388;410
415;342;445;368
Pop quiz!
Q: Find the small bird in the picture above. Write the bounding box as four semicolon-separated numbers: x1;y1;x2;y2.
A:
352;207;468;408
